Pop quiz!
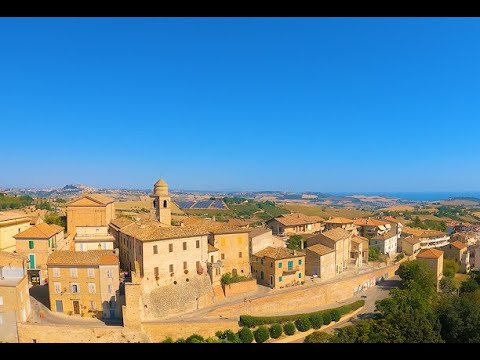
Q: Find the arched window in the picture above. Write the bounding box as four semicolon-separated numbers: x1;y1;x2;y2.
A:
163;200;168;208
153;200;156;208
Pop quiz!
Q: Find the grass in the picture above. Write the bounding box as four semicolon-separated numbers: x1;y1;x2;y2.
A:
281;203;374;219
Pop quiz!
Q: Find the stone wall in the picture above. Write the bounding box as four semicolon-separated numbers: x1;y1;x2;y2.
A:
206;264;398;318
224;279;257;297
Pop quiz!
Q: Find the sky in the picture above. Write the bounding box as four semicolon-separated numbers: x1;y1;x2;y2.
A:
1;17;480;193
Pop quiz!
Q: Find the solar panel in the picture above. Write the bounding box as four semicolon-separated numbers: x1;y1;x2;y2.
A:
192;200;213;209
211;200;227;209
176;201;194;209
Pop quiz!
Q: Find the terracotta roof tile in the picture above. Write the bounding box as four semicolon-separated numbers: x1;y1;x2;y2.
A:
121;223;210;242
249;228;271;238
450;241;467;250
110;217;135;229
0;211;31;223
417;248;443;259
371;229;398;241
67;193;114;206
226;218;250;227
254;246;304;260
319;227;351;242
307;243;335;256
353;218;390;227
14;223;63;239
268;213;325;226
402;227;447;238
47;250;118;266
325;217;354;225
0;251;28;267
402;236;421;245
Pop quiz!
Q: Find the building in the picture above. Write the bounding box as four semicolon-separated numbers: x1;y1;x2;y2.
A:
46;250;121;319
149;179;172;226
370;230;398;257
445;221;458;235
401;236;422;256
251;246;305;289
266;213;325;236
248;227;285;260
29;215;44;226
471;247;480;269
351;234;369;266
324;217;356;233
305;243;335;280
74;226;116;252
14;222;65;285
402;227;450;250
353;218;392;238
0;212;32;252
416;248;444;290
226;218;251;228
383;216;404;234
0;251;31;334
109;217;135;248
66;194;115;236
306;227;352;274
450;231;479;247
441;241;470;273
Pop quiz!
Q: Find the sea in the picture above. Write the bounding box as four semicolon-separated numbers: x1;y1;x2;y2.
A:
332;192;480;202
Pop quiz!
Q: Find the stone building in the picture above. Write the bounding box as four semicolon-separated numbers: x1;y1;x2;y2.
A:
324;217;357;233
248;227;285;261
73;226;116;252
0;212;32;252
149;179;171;226
416;248;444;290
305;243;335;280
66;194;115;236
441;240;470;273
266;213;325;236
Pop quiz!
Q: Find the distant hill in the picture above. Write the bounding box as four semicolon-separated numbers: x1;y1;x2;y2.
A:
440;197;480;206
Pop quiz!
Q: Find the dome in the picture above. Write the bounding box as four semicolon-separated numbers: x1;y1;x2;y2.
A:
153;178;169;195
154;179;168;187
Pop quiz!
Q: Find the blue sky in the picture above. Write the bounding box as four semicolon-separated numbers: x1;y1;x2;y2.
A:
1;17;479;192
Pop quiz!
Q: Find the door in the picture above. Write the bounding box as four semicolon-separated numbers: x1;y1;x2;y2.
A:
110;309;115;319
29;254;36;269
55;300;63;313
28;270;40;285
72;300;80;315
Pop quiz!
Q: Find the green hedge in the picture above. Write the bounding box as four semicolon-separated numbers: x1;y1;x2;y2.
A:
239;300;365;328
283;322;296;336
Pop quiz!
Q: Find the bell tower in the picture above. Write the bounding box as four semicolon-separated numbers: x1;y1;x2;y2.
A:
150;179;172;225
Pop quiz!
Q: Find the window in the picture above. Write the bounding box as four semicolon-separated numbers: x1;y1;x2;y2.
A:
169;264;174;273
183;242;187;251
298;259;302;265
53;268;60;278
90;301;96;310
107;284;113;294
88;283;96;294
71;284;79;293
0;296;3;305
221;253;225;260
279;276;283;282
183;262;188;270
278;262;282;268
70;268;78;278
54;282;61;294
260;271;264;280
260;258;264;265
154;267;159;278
87;268;95;278
239;252;242;258
163;200;168;208
169;244;173;252
153;245;158;254
288;261;293;270
28;254;35;269
106;269;112;278
196;240;200;248
298;272;302;278
270;262;273;268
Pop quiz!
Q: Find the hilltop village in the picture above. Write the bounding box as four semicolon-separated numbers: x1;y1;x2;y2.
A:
1;179;480;343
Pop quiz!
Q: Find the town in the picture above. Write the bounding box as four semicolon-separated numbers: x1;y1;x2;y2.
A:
1;179;479;343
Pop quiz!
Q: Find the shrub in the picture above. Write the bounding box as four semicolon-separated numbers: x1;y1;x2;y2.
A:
304;331;332;343
283;322;296;336
162;337;173;343
186;334;205;343
216;329;240;343
174;338;186;343
269;324;283;339
309;314;323;329
295;318;312;332
221;273;233;285
205;337;219;343
253;326;270;343
323;312;332;325
330;309;341;322
237;327;254;343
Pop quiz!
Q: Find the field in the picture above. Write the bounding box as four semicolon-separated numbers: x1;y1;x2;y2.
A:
183;208;232;217
440;199;480;206
116;200;185;215
281;203;374;219
380;205;417;212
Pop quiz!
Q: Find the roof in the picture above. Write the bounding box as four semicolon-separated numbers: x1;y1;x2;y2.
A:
383;216;403;225
254;246;304;260
0;211;31;223
417;248;443;259
402;227;447;239
325;217;354;225
450;241;467;250
307;243;335;256
14;223;64;239
110;217;135;229
0;251;27;267
208;243;219;252
120;222;210;242
154;179;168;187
30;215;42;225
353;218;390;227
352;234;369;243
47;250;118;266
402;236;421;245
319;227;351;242
268;213;325;226
201;221;249;235
249;227;271;238
180;217;212;226
226;218;250;227
67;193;114;206
371;229;398;241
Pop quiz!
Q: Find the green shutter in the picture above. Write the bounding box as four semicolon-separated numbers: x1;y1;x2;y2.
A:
298;259;302;265
279;276;283;282
298;272;302;278
29;254;35;269
29;240;34;249
288;260;293;270
278;262;282;268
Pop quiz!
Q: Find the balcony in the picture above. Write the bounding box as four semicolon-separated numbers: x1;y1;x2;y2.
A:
282;266;300;275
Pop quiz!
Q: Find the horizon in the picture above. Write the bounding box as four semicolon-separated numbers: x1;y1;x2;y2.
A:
2;17;480;192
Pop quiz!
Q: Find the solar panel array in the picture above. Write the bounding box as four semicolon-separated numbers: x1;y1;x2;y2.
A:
175;199;228;209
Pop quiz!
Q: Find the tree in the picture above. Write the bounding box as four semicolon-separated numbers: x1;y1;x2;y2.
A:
161;337;173;343
36;201;52;211
287;235;303;250
269;324;283;339
397;260;437;297
440;277;456;294
460;279;479;294
304;331;332;343
368;247;380;262
443;259;460;278
186;334;205;343
322;312;332;325
44;212;65;228
253;326;270;343
283;322;296;336
237;327;254;343
330;309;341;322
309;314;323;329
221;273;233;285
412;216;423;228
295;318;312;332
